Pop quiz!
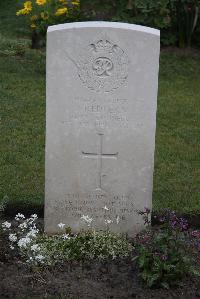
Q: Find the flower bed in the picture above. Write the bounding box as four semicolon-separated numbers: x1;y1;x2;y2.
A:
0;209;199;297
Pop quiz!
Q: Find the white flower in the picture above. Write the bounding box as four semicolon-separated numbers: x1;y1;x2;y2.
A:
103;206;109;211
27;256;33;263
30;214;38;219
18;222;28;230
2;221;11;229
62;233;70;240
10;245;15;250
28;214;38;223
116;215;120;225
27;228;39;238
35;254;44;262
31;244;40;252
9;233;17;242
105;219;113;225
31;223;37;229
81;215;93;226
15;213;25;220
111;251;117;259
18;237;31;248
58;223;65;229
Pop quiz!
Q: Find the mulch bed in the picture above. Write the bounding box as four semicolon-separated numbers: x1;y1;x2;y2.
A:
0;258;200;299
0;232;200;299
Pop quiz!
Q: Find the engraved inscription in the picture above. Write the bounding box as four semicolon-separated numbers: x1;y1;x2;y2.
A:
78;38;129;92
61;97;129;129
50;193;136;223
82;133;118;190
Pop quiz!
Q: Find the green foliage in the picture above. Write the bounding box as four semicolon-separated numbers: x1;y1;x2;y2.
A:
15;0;80;47
135;210;199;288
38;230;133;265
16;0;80;35
111;0;174;45
136;231;190;288
2;213;133;266
116;0;171;28
119;0;199;47
171;0;200;47
81;0;200;47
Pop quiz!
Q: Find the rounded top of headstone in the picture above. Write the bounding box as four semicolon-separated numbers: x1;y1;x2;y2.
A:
48;21;160;36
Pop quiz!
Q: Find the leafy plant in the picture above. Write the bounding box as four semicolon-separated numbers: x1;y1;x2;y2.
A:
85;0;199;47
38;229;133;265
135;209;200;288
111;0;174;45
170;0;200;47
2;213;133;267
16;0;80;47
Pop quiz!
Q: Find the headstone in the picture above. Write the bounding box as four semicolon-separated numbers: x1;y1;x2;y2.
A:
45;22;160;236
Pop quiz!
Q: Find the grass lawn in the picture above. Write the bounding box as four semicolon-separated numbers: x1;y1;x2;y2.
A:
0;0;199;214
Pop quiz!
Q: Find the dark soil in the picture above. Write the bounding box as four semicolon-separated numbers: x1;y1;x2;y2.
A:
0;234;200;299
0;257;200;299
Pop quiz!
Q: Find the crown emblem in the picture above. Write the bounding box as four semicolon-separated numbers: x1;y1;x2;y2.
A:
78;37;129;92
91;39;114;53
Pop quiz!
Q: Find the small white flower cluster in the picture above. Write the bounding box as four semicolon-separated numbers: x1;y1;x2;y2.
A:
8;233;17;242
105;219;113;225
1;207;126;267
79;205;120;229
58;222;65;229
15;213;25;221
18;236;31;248
57;223;71;240
62;233;70;240
2;213;45;265
2;221;11;230
116;215;120;225
81;215;93;226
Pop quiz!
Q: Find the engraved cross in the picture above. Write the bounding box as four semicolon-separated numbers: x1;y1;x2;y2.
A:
82;133;118;190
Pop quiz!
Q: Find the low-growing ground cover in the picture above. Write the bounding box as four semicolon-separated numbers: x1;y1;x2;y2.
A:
0;211;199;298
0;0;200;215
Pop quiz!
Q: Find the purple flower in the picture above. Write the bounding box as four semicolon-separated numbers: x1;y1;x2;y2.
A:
191;230;200;238
159;216;166;223
161;254;167;261
144;207;150;214
179;218;188;231
171;220;177;227
169;214;188;231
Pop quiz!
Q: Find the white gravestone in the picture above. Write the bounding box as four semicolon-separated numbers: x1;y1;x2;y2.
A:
45;22;160;236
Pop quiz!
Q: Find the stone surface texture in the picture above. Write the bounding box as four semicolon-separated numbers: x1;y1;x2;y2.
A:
45;22;160;236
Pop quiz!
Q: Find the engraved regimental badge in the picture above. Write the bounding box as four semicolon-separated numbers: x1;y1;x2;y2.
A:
77;38;129;93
